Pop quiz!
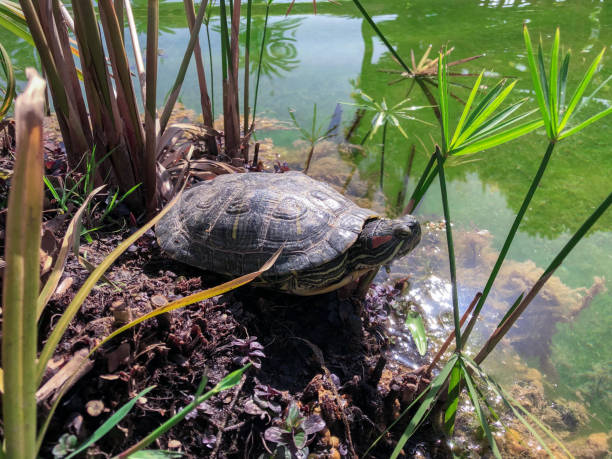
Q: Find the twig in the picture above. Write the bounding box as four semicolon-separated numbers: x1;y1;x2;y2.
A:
292;337;358;458
211;373;247;457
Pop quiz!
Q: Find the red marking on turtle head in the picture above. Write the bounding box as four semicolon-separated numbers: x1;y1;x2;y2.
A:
371;235;393;249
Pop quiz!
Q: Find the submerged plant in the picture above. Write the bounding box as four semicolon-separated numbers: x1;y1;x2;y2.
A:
361;24;611;457
345;90;431;188
288;104;335;174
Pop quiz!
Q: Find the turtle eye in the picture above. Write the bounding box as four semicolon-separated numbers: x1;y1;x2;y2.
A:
394;223;414;238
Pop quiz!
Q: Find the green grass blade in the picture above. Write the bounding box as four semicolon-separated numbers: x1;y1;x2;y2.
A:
558;105;612;140
435;147;461;349
38;186;105;318
116;365;250;458
549;28;560;134
404;311;427;356
444;360;462;436
460;360;501;458
0;41;15;119
558;47;605;133
65;386;156;459
390;355;458;459
438;52;450;152
35;191;183;385
523;25;552;138
450;70;484;147
0;6;34;46
451;119;543;156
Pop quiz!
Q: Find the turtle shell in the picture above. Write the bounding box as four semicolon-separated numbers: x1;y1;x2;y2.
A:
156;171;377;280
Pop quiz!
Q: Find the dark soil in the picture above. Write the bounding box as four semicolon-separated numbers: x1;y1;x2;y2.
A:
0;119;449;458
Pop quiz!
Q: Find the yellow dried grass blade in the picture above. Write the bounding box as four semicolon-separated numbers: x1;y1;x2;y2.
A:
90;247;282;354
2;68;46;459
36;247;282;448
35;191;183;385
37;185;106;319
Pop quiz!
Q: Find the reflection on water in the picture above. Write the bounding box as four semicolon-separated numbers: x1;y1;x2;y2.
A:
1;0;611;452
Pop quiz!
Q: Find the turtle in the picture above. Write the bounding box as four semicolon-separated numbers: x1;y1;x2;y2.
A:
156;171;421;295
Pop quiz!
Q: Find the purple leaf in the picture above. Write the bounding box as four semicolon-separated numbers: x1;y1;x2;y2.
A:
302;415;326;435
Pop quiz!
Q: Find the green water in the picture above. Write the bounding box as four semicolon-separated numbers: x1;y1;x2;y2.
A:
2;0;610;445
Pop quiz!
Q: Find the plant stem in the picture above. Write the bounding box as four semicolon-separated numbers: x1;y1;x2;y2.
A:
2;70;45;459
475;191;611;364
350;0;412;75
462;141;556;344
251;0;272;131
435;146;461;350
144;0;159;216
380;119;387;189
244;0;252;135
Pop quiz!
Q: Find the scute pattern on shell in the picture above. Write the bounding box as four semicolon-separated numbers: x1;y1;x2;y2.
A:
156;172;377;279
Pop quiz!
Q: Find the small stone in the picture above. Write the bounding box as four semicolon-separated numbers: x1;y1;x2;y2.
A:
86;400;105;417
151;294;168;307
168;439;181;449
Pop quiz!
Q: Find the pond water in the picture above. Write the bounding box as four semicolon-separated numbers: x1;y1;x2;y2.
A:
2;0;611;453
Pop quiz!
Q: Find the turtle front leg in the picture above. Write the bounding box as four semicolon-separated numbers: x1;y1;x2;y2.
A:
355;267;380;298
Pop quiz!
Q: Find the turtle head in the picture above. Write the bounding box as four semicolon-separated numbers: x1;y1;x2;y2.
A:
350;215;421;268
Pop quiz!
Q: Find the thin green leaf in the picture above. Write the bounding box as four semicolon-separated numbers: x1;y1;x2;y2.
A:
405;311;427;355
0;8;34;46
549;28;560;133
558;51;570;114
126;451;183;459
558;47;606;133
390;355;458;459
66;386;156;459
467;99;528;140
537;40;551;110
451;119;543;156
438;52;450;152
38;186;106;318
454;81;518;148
496;292;524;329
463;357;568;458
0;41;15;118
458;79;506;138
558;105;612;140
35;191;184;385
444;361;462;436
450;70;484;147
523;25;552;137
116;365;250;458
463;107;540;146
461;361;501;458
